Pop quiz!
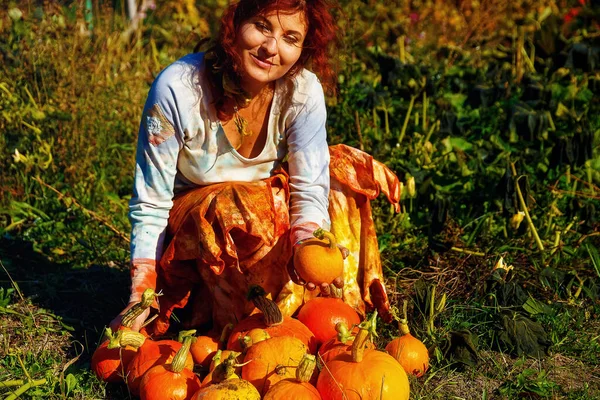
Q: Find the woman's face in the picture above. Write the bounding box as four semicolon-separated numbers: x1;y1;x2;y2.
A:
234;10;308;93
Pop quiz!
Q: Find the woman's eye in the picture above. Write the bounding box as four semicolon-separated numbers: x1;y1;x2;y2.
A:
255;22;269;32
283;35;299;45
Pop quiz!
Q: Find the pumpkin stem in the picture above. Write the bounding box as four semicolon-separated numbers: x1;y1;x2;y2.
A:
107;329;147;349
211;349;223;368
247;285;283;327
351;311;378;363
211;351;242;383
399;299;410;336
171;331;196;373
335;322;354;343
219;323;234;346
240;335;253;352
296;354;316;383
313;228;337;249
120;288;161;328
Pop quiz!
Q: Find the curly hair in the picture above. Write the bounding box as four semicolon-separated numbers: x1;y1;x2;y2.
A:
203;0;339;119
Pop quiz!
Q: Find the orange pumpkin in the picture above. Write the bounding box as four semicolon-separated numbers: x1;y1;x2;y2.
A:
190;323;232;368
385;301;429;377
193;379;260;399
195;349;260;398
126;336;194;396
227;286;317;353
317;322;374;367
242;336;309;395
317;312;410;400
263;354;321;400
91;289;158;382
297;297;360;345
139;331;201;400
293;228;343;285
90;329;145;382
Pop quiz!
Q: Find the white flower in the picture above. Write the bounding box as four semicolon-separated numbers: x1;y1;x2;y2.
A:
146;116;163;136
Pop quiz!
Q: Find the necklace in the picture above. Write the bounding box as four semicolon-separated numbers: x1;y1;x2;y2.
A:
232;106;253;150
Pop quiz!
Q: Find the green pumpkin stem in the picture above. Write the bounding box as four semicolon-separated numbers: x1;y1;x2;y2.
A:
171;330;196;373
219;323;234;346
296;354;316;383
313;228;337;249
120;288;161;328
107;329;146;349
335;322;354;343
247;285;283;326
211;351;242;383
351;310;378;363
399;300;410;335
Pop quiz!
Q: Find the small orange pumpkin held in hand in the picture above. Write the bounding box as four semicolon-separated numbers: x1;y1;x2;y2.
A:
385;300;429;377
263;353;321;400
139;330;201;400
317;311;410;400
293;228;344;285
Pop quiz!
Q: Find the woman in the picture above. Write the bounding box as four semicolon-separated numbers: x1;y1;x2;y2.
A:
110;0;400;335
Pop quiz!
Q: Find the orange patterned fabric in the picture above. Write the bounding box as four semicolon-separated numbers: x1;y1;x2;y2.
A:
144;145;401;336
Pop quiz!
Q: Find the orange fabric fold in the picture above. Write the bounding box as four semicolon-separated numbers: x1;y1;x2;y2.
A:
144;145;401;337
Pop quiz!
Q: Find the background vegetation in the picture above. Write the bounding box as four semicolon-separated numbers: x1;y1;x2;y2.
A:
1;0;599;398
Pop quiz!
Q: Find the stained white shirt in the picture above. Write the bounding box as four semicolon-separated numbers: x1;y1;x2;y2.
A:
129;53;331;263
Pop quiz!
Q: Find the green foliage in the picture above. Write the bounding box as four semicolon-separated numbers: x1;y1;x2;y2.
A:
0;1;599;399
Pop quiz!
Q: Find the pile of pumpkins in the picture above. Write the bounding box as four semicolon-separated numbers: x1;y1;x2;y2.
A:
92;230;429;399
92;286;429;400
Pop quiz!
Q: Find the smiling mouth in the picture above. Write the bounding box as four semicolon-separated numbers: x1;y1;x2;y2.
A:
251;54;276;69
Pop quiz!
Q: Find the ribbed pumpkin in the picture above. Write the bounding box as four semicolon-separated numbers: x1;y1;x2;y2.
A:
91;289;158;382
139;331;201;400
297;296;360;345
227;286;317;353
317;322;374;367
242;335;309;395
194;350;260;399
292;228;343;285
190;324;232;368
385;301;429;377
263;354;321;400
317;312;410;400
91;328;146;383
126;332;194;396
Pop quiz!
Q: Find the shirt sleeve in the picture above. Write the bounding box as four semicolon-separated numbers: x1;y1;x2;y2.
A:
128;67;184;302
286;76;331;246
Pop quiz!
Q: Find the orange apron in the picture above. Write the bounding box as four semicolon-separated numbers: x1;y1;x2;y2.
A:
145;144;401;336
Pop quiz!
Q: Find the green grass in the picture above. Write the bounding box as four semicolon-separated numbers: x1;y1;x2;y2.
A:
1;0;600;399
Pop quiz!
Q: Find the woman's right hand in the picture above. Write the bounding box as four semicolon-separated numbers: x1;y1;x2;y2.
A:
109;302;151;332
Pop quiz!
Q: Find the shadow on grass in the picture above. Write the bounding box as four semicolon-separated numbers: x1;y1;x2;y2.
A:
0;236;131;351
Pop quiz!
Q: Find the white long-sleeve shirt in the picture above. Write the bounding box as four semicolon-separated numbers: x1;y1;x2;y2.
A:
129;52;331;266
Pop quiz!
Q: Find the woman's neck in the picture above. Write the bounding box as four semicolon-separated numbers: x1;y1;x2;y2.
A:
241;80;275;103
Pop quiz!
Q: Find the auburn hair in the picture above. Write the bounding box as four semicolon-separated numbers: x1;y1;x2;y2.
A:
202;0;339;119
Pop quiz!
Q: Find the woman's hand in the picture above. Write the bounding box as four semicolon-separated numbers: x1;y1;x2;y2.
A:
109;302;151;332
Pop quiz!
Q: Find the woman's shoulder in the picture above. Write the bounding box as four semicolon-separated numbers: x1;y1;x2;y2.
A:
150;53;205;98
291;68;323;95
285;68;326;111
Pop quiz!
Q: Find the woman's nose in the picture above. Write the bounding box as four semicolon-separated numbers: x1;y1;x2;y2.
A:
260;36;278;56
